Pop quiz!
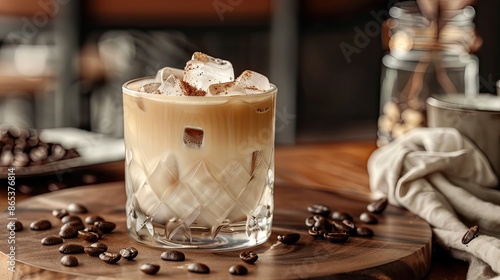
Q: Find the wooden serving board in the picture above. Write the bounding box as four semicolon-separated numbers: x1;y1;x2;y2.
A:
0;182;432;279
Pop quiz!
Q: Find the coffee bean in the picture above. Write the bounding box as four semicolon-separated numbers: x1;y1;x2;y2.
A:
305;216;315;227
52;209;69;219
67;203;88;214
307;204;331;217
7;221;23;231
60;255;78;267
160;250;185;261
61;220;85;231
120;247;138;260
61;215;83;225
278;233;300;245
30;219;52;231
367;197;388;214
78;230;100;242
84;215;104;225
229;264;248;275
90;242;108;251
324;231;349;243
83;226;103;238
308;226;326;238
187;263;210;274
331;211;353;221
99;252;121;264
140;263;160;275
462;225;479;244
59;225;78;239
342;219;356;231
360;212;378;224
84;246;106;256
59;244;84;254
356;227;374;237
239;251;258;264
331;220;355;235
41;236;63;245
94;221;116;233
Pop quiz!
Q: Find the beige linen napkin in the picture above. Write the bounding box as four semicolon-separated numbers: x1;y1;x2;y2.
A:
368;127;500;280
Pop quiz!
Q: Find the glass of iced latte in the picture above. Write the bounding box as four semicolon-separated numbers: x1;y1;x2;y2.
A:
122;52;276;250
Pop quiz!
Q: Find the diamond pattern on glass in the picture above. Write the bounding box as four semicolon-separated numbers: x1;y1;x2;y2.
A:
184;161;220;205
220;160;252;199
148;154;179;201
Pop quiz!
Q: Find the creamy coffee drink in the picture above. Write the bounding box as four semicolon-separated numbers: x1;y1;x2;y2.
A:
123;53;276;250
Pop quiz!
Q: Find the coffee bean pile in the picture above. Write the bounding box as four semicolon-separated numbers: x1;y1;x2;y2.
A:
0;125;80;168
305;197;389;243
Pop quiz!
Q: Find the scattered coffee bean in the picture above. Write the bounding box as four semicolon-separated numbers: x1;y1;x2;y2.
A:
99;252;121;264
278;233;301;245
7;221;23;231
367;197;388;214
90;242;108;251
41;236;63;245
331;220;355;235
84;246;106;257
78;230;100;242
356;227;374;237
52;209;69;219
307;204;331;217
61;215;83;225
342;219;356;231
30;219;52;231
60;255;78;267
239;251;258;264
83;226;103;238
324;231;349;243
462;225;479;245
140;263;160;275
94;221;116;233
85;242;108;256
229;264;248;275
305;216;315;227
85;215;104;225
59;244;84;254
62;220;85;231
160;250;185;261
187;263;210;274
308;226;327;238
120;247;138;260
331;211;353;221
312;215;331;230
67;203;88;214
360;212;378;224
59;225;78;239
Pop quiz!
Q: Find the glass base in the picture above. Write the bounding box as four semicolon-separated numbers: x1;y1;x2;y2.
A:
127;212;272;251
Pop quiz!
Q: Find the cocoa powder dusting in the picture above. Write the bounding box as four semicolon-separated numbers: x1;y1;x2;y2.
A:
180;80;207;96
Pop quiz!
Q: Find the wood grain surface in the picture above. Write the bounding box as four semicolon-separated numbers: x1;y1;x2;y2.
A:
0;179;432;279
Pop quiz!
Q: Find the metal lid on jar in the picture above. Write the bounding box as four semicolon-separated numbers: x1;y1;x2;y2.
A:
427;94;500;112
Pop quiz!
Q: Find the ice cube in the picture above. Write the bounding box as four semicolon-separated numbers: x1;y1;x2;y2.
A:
157;74;185;96
158;74;207;96
207;81;245;96
155;67;183;82
236;70;271;94
139;82;161;94
183;52;234;91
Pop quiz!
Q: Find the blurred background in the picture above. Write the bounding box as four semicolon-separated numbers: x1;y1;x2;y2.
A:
0;0;498;145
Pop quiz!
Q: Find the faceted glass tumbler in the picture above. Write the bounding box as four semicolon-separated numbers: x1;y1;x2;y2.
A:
122;77;277;251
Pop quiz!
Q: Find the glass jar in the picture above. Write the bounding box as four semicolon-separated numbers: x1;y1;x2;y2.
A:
377;2;479;146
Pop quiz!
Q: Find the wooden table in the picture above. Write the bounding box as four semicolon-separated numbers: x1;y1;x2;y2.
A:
0;141;469;279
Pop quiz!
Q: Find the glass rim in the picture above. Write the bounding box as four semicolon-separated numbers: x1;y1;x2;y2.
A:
122;76;277;101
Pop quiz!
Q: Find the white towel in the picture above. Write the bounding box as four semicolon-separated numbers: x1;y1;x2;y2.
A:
368;127;500;280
